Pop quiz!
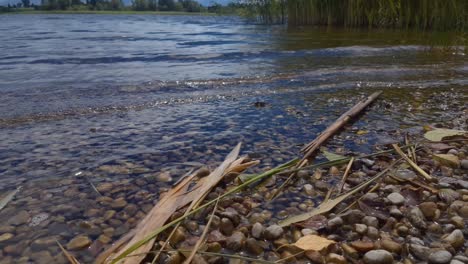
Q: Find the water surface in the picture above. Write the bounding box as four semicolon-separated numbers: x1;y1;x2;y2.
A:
0;14;466;263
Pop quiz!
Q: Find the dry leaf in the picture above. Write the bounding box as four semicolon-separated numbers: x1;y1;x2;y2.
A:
424;128;467;142
293;235;336;251
321;148;347;161
433;154;460;168
356;130;368;135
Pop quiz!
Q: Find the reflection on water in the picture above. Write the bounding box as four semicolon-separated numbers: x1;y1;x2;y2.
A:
0;14;467;263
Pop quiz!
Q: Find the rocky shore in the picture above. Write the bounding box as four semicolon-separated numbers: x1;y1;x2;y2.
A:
138;131;467;264
0;89;467;264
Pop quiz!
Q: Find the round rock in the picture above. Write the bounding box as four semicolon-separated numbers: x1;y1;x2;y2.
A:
387;192;405;205
428;250;452;264
66;235;92;250
263;225;283;240
363;249;394;264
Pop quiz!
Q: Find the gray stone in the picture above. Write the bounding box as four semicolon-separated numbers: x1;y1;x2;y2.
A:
456;180;468;189
8;210;30;226
220;218;234;236
303;184;314;196
226;231;245;251
443;229;465;249
354;224;367;234
453;255;468;263
327;217;343;230
387;192;405;205
264;225;283;240
409;244;430;260
342;210;365;224
362;216;379;228
251;222;264;239
67;235;92;250
363;249;394;264
367;226;379;239
419;202;438;220
460;159;468;170
245;238;264;255
408;207;427;229
428;250;452;264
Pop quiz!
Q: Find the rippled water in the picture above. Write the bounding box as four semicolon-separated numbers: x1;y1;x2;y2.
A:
0;14;467;263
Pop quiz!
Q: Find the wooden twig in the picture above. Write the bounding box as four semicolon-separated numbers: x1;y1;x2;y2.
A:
271;91;382;200
337;157;354;194
300;91;382;164
392;144;434;182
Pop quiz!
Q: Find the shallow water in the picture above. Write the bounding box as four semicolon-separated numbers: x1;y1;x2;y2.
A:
0;14;467;263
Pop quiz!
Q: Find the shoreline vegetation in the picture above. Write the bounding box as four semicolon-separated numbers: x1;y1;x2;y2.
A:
1;1;467;31
0;8;217;15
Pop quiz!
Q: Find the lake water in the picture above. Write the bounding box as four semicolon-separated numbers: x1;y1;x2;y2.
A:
0;14;467;263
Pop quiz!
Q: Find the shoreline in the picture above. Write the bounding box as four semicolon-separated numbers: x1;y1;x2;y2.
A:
0;10;218;16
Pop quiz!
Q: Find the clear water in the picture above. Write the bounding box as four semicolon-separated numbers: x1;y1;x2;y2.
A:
0;14;466;263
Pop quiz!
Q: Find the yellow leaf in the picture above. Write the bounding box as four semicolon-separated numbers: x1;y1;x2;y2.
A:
433;154;460;168
424;128;467;142
356;130;368;135
293;235;336;251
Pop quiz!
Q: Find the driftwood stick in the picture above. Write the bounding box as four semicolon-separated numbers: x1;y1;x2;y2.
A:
337;157;354;194
300;91;382;164
270;91;382;200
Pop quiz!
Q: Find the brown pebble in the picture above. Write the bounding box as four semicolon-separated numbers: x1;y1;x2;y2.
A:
350;240;375;252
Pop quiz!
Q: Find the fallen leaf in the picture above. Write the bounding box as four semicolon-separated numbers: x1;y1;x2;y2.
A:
293;235;336;251
0;187;21;212
424;128;467;142
356;130;368;135
321;149;346;161
433;154;460;168
294;215;328;230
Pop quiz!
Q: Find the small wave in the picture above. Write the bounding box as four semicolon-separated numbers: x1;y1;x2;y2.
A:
69;29;98;33
0;55;28;61
178;40;242;46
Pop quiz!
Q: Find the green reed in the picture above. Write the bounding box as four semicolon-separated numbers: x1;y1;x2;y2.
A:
256;0;467;31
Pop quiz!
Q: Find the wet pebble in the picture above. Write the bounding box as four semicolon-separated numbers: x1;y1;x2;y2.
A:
410;244;430;260
226;231;245;251
387;192;405;205
67;235;92;250
303;184;314;196
110;198;127;209
327;216;343;230
0;233;14;242
263;225;283;240
245;238;264;255
169;227;186;245
363;249;393;264
220;218;234;236
8;210;30;225
442;229;465;249
419;202;438;220
428;250;452;264
408;207;427;229
460;159;468;170
251;222;264;239
380;238;401;253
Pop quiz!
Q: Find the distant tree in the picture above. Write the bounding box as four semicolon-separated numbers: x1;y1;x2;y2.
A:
181;0;202;12
158;0;174;11
132;0;148;10
110;0;123;9
21;0;31;7
147;0;157;10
